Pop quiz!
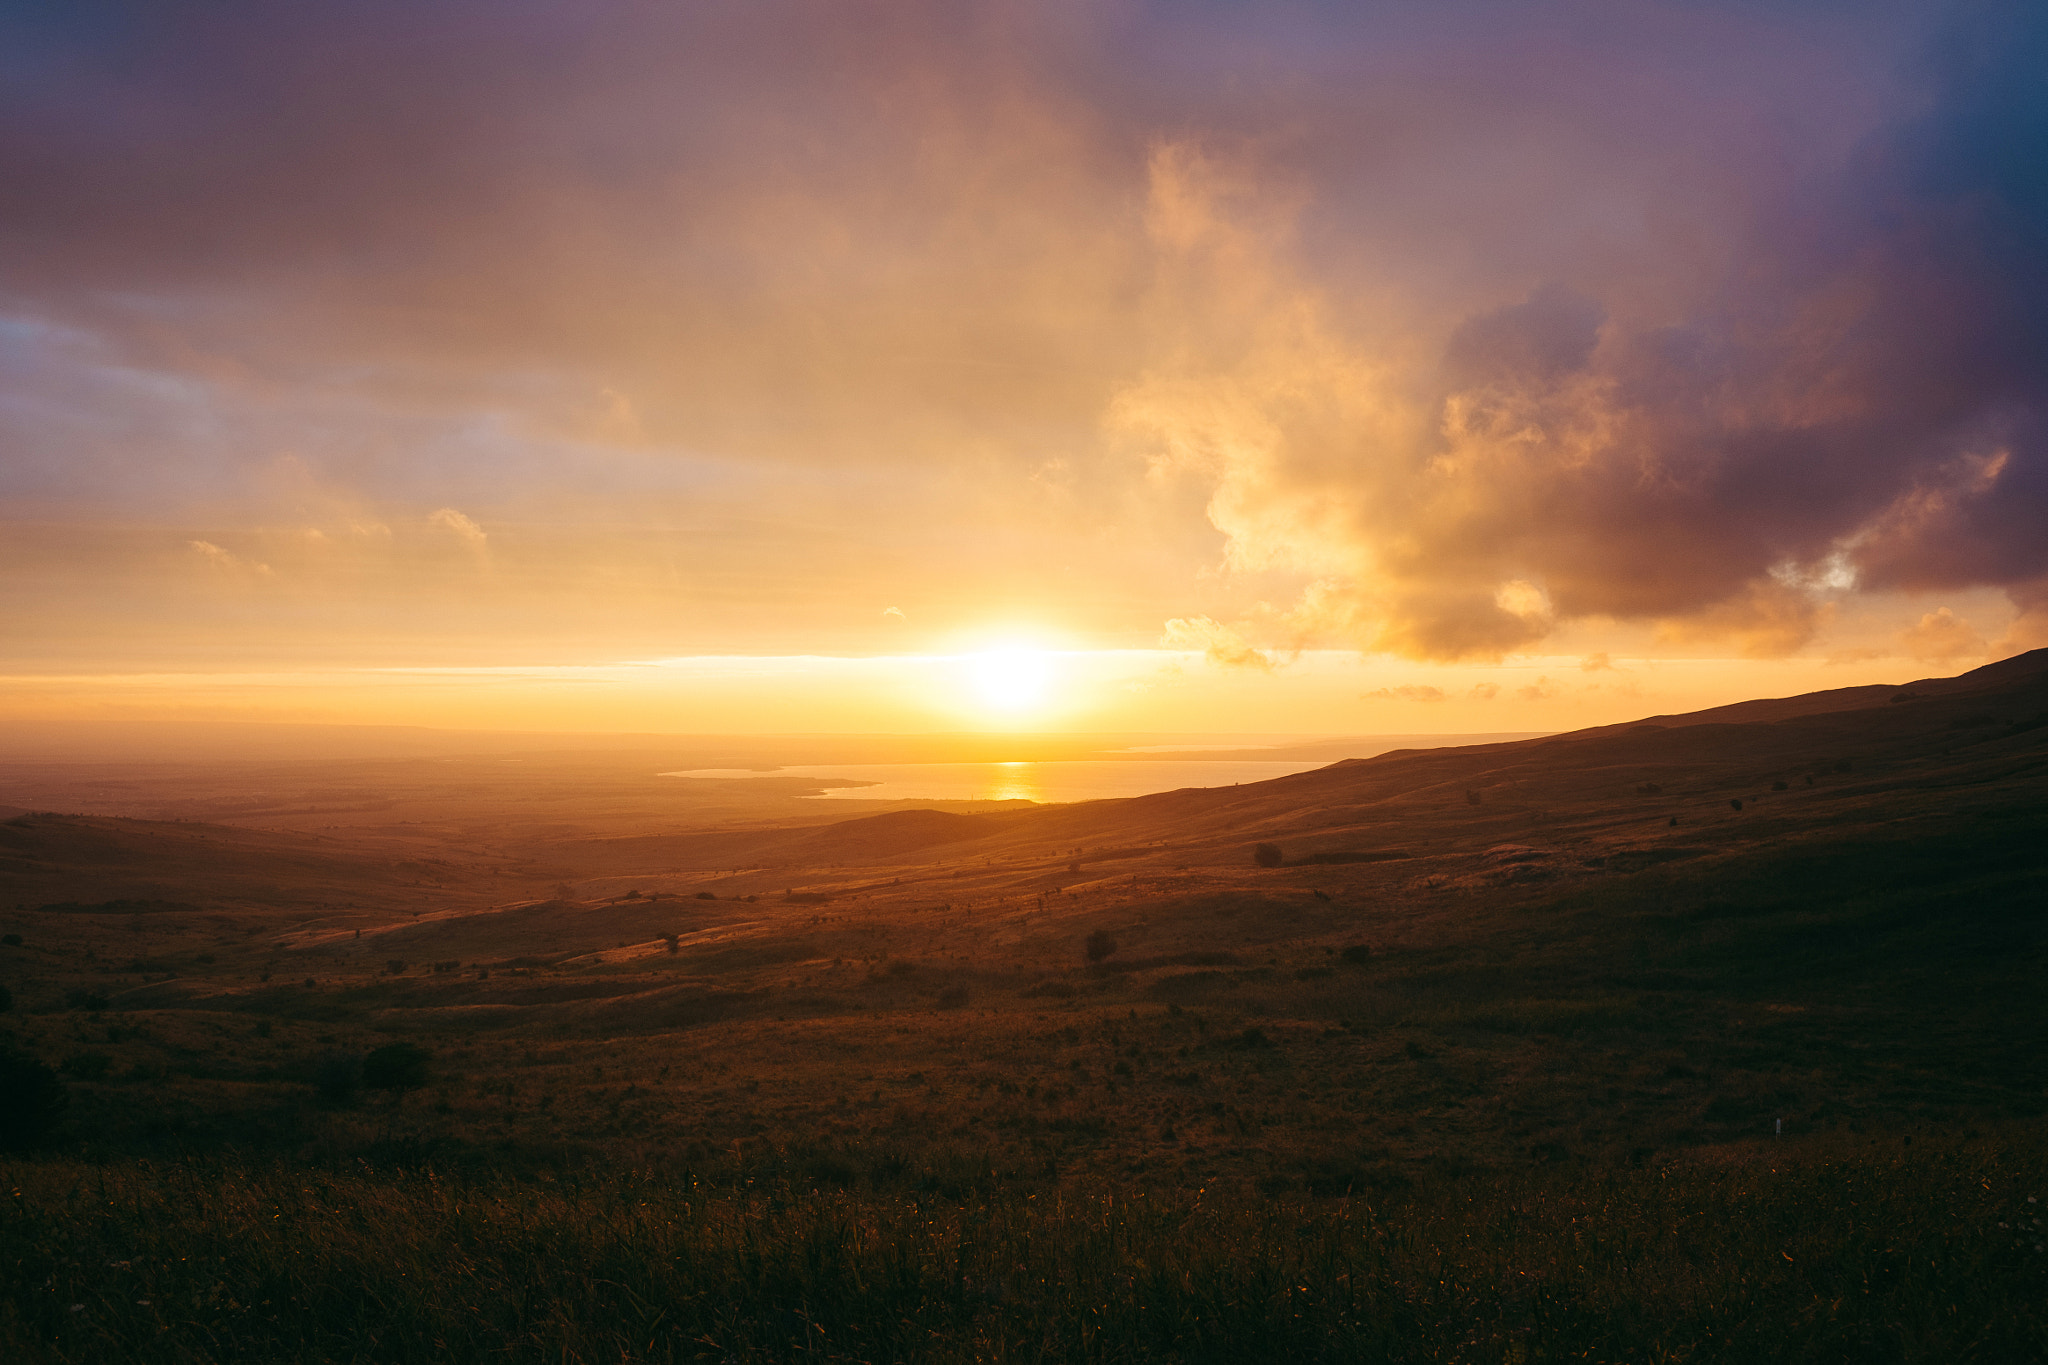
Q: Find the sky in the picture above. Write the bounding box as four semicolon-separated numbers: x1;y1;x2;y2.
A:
3;1;2046;737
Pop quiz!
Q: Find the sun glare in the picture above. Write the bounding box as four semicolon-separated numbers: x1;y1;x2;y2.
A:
969;646;1053;715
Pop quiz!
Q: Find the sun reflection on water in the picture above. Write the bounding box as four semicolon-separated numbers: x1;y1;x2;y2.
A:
982;761;1041;802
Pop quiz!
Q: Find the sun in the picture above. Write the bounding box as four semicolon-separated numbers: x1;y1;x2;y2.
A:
968;646;1053;715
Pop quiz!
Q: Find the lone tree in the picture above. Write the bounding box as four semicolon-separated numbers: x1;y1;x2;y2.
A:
1253;842;1283;868
1085;930;1118;962
362;1042;431;1094
0;1052;67;1148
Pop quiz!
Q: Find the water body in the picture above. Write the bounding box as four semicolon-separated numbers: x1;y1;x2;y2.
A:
662;758;1334;804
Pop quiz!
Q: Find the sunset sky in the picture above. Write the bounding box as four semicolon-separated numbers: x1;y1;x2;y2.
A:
4;1;2045;737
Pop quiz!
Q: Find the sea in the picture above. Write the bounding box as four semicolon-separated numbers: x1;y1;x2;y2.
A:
661;758;1333;804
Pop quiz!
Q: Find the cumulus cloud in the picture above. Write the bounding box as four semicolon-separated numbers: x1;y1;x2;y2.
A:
428;508;487;551
1161;616;1273;670
1109;5;2048;659
189;540;271;575
1363;685;1447;703
881;606;906;620
1516;676;1561;702
4;2;2046;667
1897;607;1986;663
1467;683;1500;701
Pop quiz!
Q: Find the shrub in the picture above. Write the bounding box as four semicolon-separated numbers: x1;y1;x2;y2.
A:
0;982;10;1013
1252;843;1283;868
695;891;717;900
315;1051;361;1105
362;1042;431;1093
60;1052;112;1081
64;987;109;1012
936;986;970;1010
0;1052;67;1147
1;933;20;946
1339;944;1373;965
1085;930;1118;962
1730;798;1743;811
386;959;408;975
664;935;680;954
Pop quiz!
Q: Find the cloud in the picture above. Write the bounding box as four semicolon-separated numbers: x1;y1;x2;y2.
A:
1655;581;1829;659
1467;682;1500;701
1580;652;1615;672
5;3;2048;668
1897;606;1987;663
1515;676;1560;702
1108;6;2048;659
188;540;271;576
881;606;906;620
1363;685;1446;702
1160;615;1273;670
427;508;487;551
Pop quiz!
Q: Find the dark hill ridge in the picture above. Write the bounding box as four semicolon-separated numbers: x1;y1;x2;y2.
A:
644;645;2048;874
4;649;2044;896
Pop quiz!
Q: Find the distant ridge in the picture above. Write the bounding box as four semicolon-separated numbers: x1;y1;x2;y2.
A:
1569;647;2048;738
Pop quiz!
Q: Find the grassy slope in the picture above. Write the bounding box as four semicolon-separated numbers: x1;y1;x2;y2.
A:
2;654;2046;1360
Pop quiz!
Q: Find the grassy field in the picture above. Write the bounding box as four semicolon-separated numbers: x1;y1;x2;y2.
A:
3;658;2046;1359
6;1132;2044;1363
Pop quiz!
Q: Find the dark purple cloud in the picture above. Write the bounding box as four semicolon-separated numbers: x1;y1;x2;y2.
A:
1;1;2042;660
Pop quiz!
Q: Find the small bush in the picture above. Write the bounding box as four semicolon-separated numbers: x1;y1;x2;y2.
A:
695;891;716;900
1085;930;1118;962
362;1042;431;1093
936;986;970;1010
0;982;10;1013
1252;843;1283;868
1;933;21;946
386;959;408;975
1339;944;1373;965
1730;798;1743;811
315;1051;361;1105
0;1052;67;1147
60;1052;112;1081
664;934;680;954
64;987;109;1012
